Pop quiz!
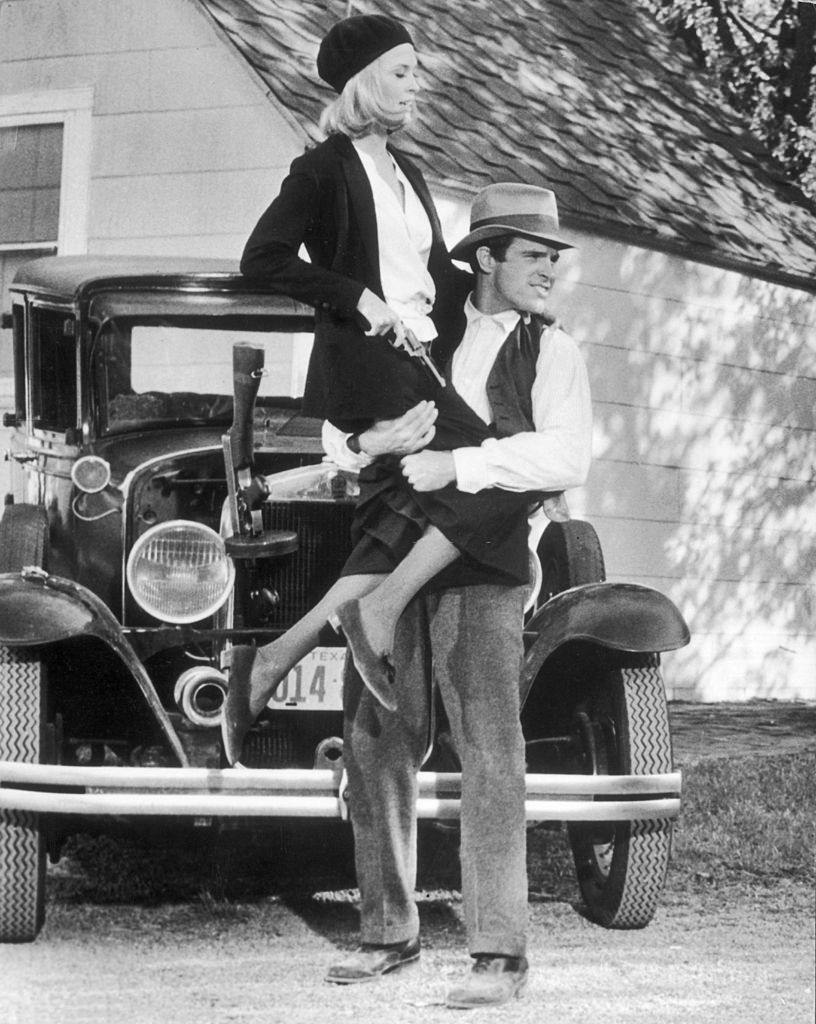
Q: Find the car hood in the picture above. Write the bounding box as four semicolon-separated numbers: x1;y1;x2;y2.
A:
89;420;324;486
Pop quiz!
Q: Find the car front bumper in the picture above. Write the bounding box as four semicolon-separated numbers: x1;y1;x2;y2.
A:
0;762;681;822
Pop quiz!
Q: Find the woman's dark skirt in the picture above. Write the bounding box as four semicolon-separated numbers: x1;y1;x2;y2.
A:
330;341;535;588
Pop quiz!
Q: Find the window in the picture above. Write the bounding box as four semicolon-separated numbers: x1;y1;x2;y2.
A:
11;302;25;423
0;89;92;410
0;87;92;256
30;307;77;433
95;314;313;435
0;123;63;247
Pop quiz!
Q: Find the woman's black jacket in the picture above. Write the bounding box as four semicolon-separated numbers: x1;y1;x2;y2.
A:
241;133;471;421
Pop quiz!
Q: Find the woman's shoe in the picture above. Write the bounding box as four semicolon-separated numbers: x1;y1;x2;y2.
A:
221;645;260;766
335;600;398;712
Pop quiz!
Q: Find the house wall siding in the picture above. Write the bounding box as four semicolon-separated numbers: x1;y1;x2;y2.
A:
436;197;815;701
556;228;815;701
0;0;304;502
0;0;303;256
1;2;813;702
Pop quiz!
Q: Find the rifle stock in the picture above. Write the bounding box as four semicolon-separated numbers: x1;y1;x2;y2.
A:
228;343;265;472
221;343;299;561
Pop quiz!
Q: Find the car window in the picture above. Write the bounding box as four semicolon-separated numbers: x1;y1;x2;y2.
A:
31;306;77;433
94;316;314;435
11;303;25;423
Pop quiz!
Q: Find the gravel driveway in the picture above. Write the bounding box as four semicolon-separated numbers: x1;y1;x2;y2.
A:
2;701;814;1024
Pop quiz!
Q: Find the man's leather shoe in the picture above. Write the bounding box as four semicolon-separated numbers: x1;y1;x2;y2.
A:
445;955;529;1008
325;936;420;984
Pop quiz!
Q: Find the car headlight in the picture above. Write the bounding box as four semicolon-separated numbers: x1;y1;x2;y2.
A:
126;520;235;623
71;455;111;493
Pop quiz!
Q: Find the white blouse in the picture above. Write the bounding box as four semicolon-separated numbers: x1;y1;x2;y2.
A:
353;143;437;343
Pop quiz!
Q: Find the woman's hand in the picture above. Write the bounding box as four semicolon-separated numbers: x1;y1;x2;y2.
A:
357;288;404;338
358;288;403;335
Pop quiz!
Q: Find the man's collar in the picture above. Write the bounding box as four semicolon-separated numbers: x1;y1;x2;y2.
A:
464;295;521;333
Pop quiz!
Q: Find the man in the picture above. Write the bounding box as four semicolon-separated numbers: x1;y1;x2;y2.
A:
322;182;592;1008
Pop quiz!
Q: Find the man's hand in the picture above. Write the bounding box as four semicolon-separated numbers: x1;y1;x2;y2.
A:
400;450;456;491
358;401;438;457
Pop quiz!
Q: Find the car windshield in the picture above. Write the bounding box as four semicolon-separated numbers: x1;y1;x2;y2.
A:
94;315;315;435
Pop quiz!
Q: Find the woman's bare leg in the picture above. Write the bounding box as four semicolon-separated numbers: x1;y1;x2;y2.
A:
251;525;457;712
336;526;459;709
247;573;385;717
222;573;384;765
223;527;459;763
349;527;457;659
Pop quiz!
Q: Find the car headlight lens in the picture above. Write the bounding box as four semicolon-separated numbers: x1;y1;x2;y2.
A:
126;520;234;623
71;455;111;493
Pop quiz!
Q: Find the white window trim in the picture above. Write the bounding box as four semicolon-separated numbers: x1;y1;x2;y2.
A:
0;86;93;255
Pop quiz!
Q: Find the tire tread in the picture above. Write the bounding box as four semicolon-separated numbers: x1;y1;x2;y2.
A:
569;660;673;930
601;663;672;928
0;504;48;574
0;647;46;943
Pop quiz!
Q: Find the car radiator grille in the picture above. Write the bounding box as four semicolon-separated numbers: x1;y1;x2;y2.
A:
259;500;356;629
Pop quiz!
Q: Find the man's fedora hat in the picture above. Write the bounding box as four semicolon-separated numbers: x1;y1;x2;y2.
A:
450;182;573;261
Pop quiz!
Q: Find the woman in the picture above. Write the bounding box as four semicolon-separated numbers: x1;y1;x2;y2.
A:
222;14;535;764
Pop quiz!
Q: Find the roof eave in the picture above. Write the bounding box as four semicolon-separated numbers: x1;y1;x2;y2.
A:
562;213;816;296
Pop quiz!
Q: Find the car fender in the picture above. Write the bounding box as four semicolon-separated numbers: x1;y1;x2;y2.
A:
522;581;690;699
0;569;187;766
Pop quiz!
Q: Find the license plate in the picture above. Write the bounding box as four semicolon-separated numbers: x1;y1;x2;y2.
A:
265;647;346;710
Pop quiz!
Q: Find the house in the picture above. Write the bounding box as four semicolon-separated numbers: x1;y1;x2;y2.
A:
0;0;814;701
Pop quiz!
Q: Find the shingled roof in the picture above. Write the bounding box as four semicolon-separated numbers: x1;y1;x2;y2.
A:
199;0;816;292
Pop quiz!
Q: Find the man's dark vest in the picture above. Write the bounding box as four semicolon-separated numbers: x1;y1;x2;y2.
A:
478;312;569;520
484;313;550;438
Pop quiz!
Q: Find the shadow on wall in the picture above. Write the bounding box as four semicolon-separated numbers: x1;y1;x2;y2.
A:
559;240;815;701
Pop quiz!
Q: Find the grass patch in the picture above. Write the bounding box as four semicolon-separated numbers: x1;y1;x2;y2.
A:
669;750;815;888
527;749;816;903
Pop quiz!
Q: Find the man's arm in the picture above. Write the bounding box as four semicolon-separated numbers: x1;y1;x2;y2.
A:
401;328;592;493
321;400;439;471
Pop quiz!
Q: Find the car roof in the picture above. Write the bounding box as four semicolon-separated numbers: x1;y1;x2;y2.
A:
10;255;311;314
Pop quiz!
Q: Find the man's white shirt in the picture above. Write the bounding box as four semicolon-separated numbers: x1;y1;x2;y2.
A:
322;294;592;498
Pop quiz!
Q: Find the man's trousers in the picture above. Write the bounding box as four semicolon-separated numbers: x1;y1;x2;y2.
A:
341;583;528;957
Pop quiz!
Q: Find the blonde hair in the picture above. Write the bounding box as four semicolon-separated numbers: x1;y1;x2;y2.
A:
319;54;412;138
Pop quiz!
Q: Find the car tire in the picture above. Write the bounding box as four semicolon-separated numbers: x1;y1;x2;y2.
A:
0;646;48;942
535;520;605;612
0;504;49;573
0;503;50;942
568;654;673;929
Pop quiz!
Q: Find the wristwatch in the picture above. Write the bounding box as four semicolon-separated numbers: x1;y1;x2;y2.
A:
346;433;362;454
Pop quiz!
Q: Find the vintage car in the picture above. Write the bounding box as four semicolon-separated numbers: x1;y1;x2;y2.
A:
0;255;689;943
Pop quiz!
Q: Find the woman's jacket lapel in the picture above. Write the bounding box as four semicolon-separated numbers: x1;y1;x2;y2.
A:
327;133;471;360
331;134;382;298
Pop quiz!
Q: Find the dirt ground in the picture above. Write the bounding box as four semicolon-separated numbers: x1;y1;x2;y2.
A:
2;701;814;1024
